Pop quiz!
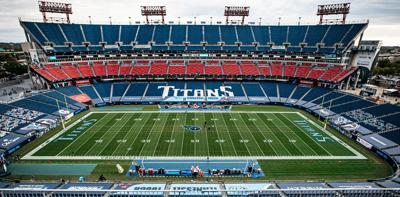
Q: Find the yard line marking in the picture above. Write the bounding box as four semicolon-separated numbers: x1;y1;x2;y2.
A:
235;113;265;156
138;113;163;156
56;113;115;156
216;113;238;156
86;113;132;156
124;113;153;157
224;113;253;156
270;113;313;156
166;113;179;156
254;113;292;156
296;112;365;159
110;113;145;156
150;113;171;156
180;112;190;156
25;112;94;158
203;113;210;157
210;113;225;156
280;113;332;156
241;113;279;156
96;113;139;156
23;155;366;160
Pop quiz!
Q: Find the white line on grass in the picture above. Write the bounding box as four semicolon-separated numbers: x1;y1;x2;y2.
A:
296;112;366;159
23;112;94;159
280;113;333;156
272;113;319;156
23;155;366;160
253;113;292;156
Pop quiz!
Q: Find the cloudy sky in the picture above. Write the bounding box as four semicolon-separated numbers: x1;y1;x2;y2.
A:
1;0;399;46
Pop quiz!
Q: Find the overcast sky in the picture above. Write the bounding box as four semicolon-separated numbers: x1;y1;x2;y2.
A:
1;0;399;46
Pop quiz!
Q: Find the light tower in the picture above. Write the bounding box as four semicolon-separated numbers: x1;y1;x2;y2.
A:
224;6;250;25
141;6;166;24
38;1;73;23
317;3;350;24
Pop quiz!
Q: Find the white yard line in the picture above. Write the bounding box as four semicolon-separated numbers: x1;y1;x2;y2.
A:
94;113;135;156
23;155;366;160
271;113;319;156
23;112;93;159
253;113;292;156
109;113;143;156
247;113;280;156
234;113;265;156
123;113;152;156
166;113;179;156
84;113;130;156
137;113;162;156
296;112;366;159
280;113;333;156
149;113;170;156
23;110;365;161
65;113;120;156
211;113;225;156
217;113;239;156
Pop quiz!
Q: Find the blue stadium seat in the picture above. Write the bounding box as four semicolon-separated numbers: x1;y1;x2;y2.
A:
81;24;102;45
102;25;119;45
187;25;203;44
93;83;112;102
171;25;186;44
59;24;85;45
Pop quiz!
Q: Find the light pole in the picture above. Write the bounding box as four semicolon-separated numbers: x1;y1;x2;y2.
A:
210;17;213;25
298;17;302;25
259;17;262;25
178;16;181;24
278;17;281;26
109;16;112;25
88;16;92;24
129;17;131;25
194;16;197;24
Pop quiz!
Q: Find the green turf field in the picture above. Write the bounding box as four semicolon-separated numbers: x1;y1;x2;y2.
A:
25;111;364;160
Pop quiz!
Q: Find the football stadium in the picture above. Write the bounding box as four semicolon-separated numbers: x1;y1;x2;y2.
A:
0;0;399;196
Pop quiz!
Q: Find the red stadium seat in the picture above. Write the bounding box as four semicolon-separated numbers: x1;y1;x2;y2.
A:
332;66;358;82
205;66;222;75
119;66;133;75
222;64;241;75
307;68;326;80
132;65;150;75
320;68;342;81
171;60;185;64
168;65;186;75
258;66;271;76
240;64;259;76
35;68;56;81
283;65;297;77
107;64;120;76
62;65;81;78
149;63;168;75
271;63;283;77
78;65;94;77
93;64;107;77
187;63;204;75
47;67;69;80
295;66;312;78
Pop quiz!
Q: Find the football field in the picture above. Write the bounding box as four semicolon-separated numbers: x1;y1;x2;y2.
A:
25;111;364;160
